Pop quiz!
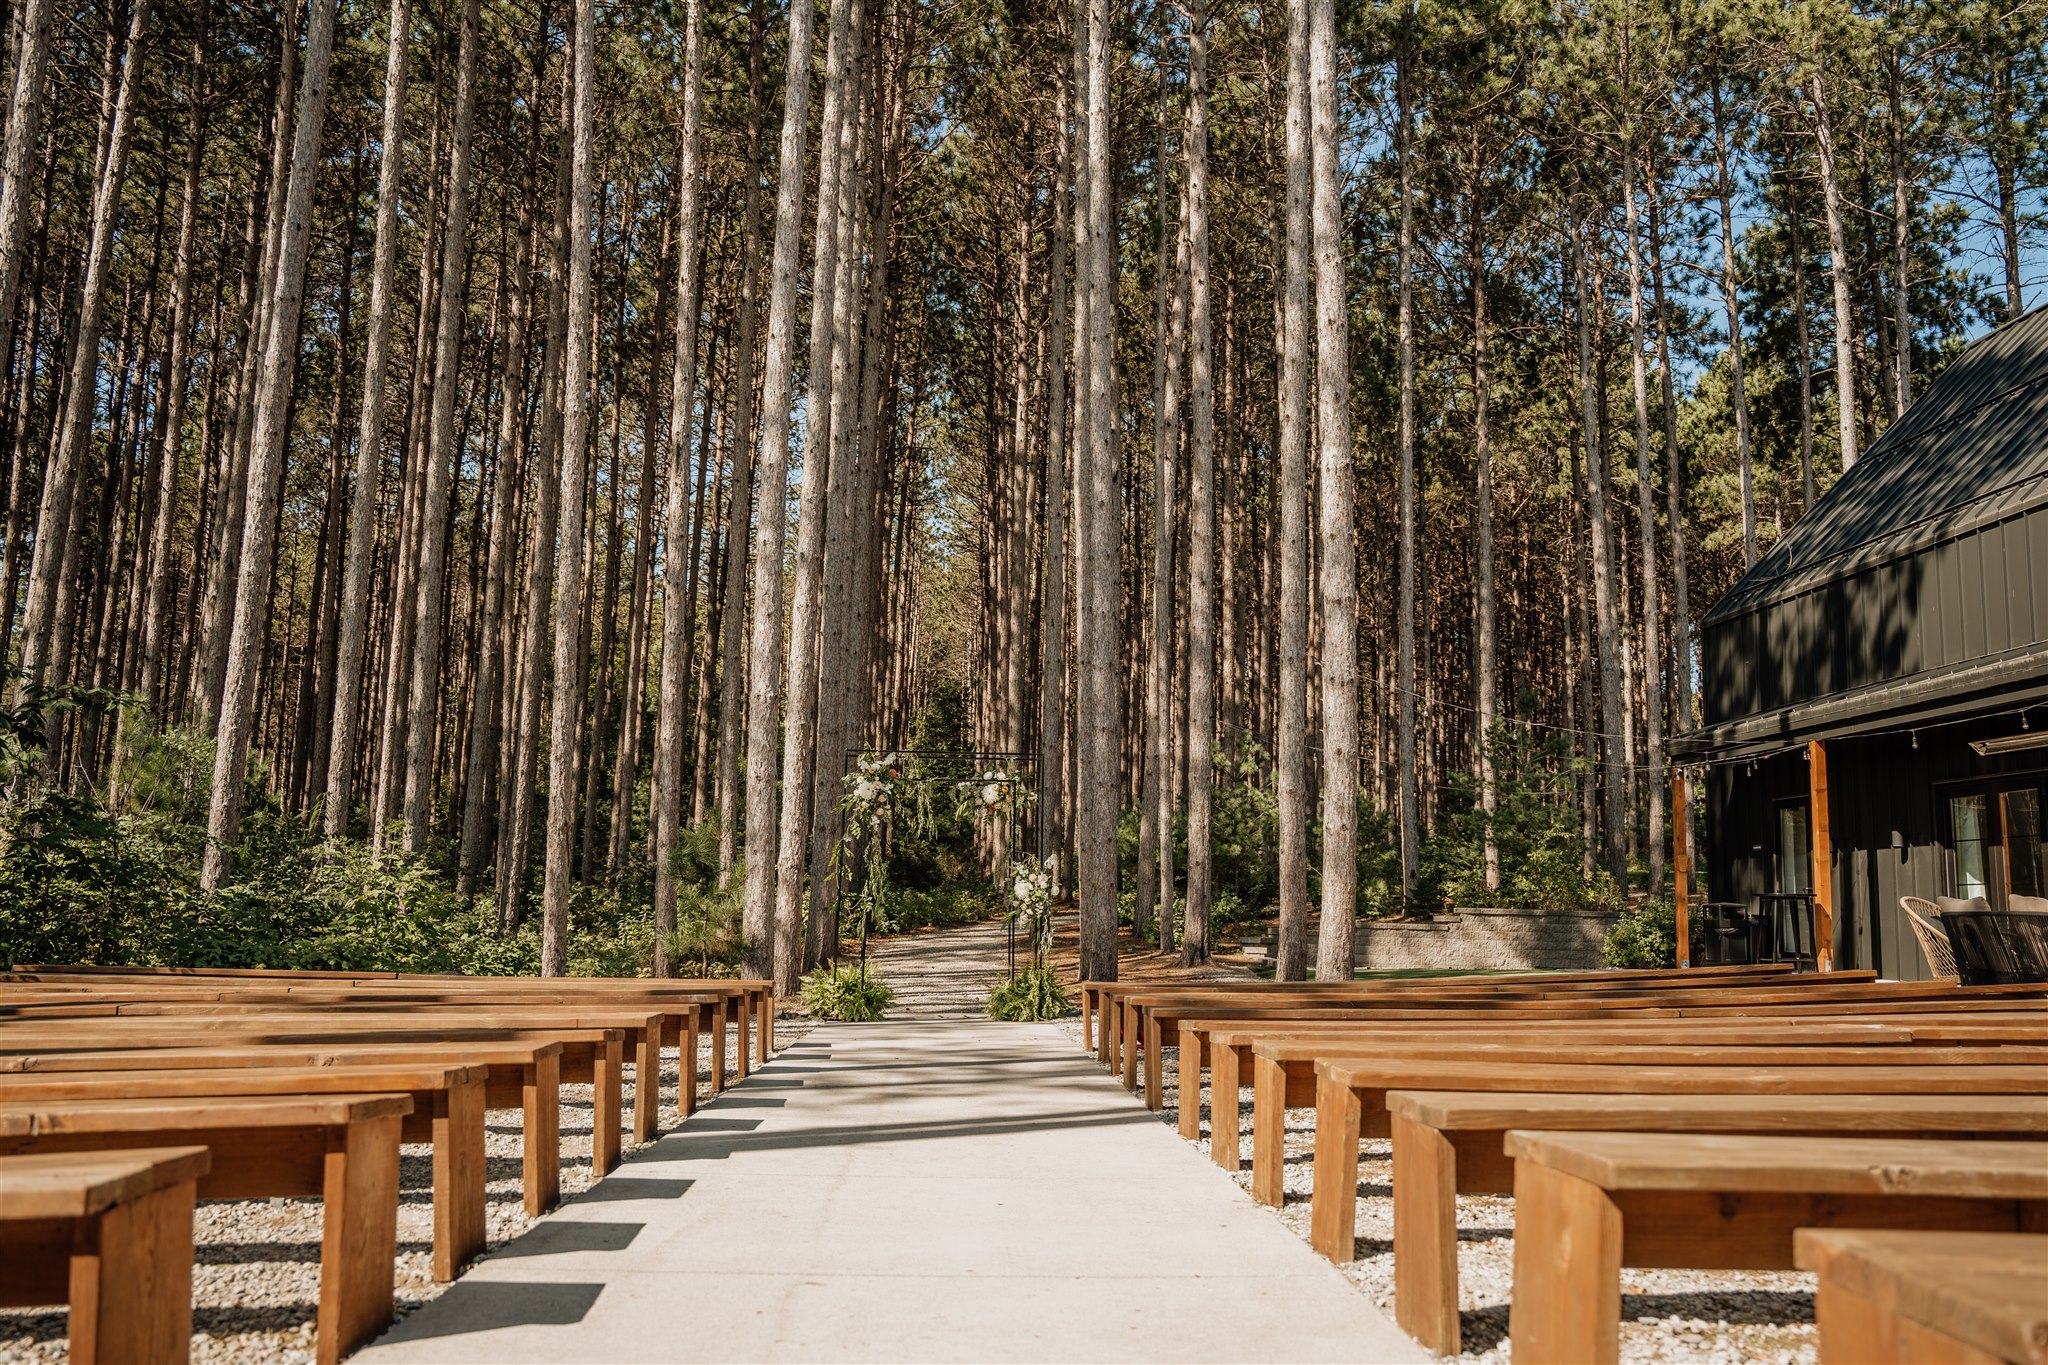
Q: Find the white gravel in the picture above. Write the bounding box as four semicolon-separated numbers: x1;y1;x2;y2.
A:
1051;1020;1817;1365
0;1015;813;1365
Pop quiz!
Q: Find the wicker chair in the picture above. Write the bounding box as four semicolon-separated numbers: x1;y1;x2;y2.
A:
1900;896;1961;981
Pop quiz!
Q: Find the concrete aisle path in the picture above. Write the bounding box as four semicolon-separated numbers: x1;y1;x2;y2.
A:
356;1020;1425;1364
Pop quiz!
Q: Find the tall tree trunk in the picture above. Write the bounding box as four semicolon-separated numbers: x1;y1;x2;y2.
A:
1137;47;1172;948
200;0;337;887
1074;0;1120;984
1805;55;1859;471
1309;0;1355;980
1648;182;1691;735
1468;128;1498;897
1394;49;1419;904
742;0;820;981
402;0;482;851
0;0;54;492
1273;0;1311;978
128;18;208;753
1181;0;1215;966
17;0;149;695
1039;37;1071;903
1569;216;1627;888
652;0;707;975
1886;38;1910;417
1621;130;1664;895
1711;81;1756;567
541;0;598;974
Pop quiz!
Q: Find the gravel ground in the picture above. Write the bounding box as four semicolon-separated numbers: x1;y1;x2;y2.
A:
1051;1020;1817;1365
0;1015;814;1365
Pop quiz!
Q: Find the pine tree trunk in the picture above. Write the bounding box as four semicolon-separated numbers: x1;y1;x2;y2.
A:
1394;50;1419;905
200;0;337;887
1039;36;1071;907
1309;0;1355;980
1710;83;1756;568
541;0;598;973
1181;0;1215;966
651;0;707;975
1468;128;1498;897
1273;0;1312;979
0;0;54;489
402;0;482;852
1570;218;1627;889
16;0;149;696
715;1;766;873
742;0;821;982
1140;51;1176;949
1805;56;1859;470
1621;132;1664;894
1887;41;1910;416
1074;0;1120;984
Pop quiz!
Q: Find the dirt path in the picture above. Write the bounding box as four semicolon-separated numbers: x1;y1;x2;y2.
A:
853;917;1017;1018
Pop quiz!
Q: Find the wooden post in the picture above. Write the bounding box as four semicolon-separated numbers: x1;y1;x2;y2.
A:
1808;740;1834;971
1671;768;1690;969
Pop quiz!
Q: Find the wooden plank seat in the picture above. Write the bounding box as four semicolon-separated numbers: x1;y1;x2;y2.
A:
1;986;719;1108
1112;979;2044;1100
1187;1022;2048;1157
1794;1229;2048;1365
1178;1012;2048;1141
0;1007;652;1149
1229;1033;2048;1185
0;1062;490;1279
1503;1132;2048;1365
1097;969;1893;1077
0;1146;210;1364
1381;1091;2048;1356
1303;1058;2048;1264
7;966;773;1077
0;1030;580;1216
1079;963;1803;1057
0;1092;413;1364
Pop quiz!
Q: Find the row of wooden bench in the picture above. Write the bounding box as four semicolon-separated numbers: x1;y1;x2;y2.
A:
0;965;778;1364
1077;965;2048;1363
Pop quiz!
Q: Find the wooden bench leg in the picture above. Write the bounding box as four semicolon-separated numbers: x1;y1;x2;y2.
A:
317;1113;402;1365
1812;1275;2001;1365
1144;1015;1164;1111
1251;1054;1289;1206
631;1028;658;1145
733;999;752;1081
594;1036;624;1174
757;989;772;1063
69;1177;198;1365
679;1007;698;1120
431;1075;487;1281
1176;1032;1204;1140
523;1051;562;1216
1120;1004;1140;1091
1508;1160;1622;1365
1309;1073;1364;1262
1391;1112;1462;1356
709;1006;728;1094
1210;1043;1244;1170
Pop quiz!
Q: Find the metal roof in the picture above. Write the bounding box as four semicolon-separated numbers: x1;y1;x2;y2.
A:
1703;304;2048;625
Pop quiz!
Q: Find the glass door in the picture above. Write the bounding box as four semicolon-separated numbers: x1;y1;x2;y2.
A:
1945;779;2048;907
1776;803;1812;894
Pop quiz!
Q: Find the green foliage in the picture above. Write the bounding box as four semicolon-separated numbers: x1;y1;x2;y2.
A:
661;819;748;975
801;963;895;1021
985;964;1069;1020
1604;899;1678;969
870;881;990;935
1416;725;1625;915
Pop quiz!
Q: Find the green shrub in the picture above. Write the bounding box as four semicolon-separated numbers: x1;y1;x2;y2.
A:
802;963;895;1020
985;964;1069;1020
1603;899;1677;969
661;819;748;974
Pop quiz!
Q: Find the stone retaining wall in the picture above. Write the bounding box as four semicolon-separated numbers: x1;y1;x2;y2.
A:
1349;906;1621;972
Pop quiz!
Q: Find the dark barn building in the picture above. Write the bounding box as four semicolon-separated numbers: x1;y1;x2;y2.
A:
1674;305;2048;980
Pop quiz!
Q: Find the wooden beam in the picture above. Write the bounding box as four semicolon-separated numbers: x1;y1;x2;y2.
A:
1809;741;1834;972
1671;770;1690;969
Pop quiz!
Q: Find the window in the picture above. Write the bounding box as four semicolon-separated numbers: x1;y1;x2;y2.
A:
1943;776;2048;908
1776;803;1812;895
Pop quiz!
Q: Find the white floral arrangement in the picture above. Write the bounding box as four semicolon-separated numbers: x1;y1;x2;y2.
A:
1007;854;1058;955
958;766;1034;820
843;751;901;833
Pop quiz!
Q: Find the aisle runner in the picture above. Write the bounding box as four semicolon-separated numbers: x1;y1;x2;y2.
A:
356;1021;1423;1364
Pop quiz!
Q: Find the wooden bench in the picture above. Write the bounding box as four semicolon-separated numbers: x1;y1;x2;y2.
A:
1304;1058;2048;1263
0;1031;579;1216
1795;1229;2048;1365
0;1092;412;1364
1382;1090;2048;1355
1179;1018;2048;1151
1235;1037;2048;1198
1115;979;2042;1104
0;1061;490;1278
0;1146;210;1364
1504;1132;2048;1365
